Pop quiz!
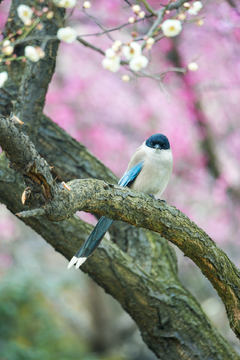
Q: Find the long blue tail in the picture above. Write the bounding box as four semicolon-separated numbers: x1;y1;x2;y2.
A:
68;216;113;269
68;161;144;269
75;216;114;258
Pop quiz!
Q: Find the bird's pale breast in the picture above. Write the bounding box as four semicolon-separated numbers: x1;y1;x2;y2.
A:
130;148;173;198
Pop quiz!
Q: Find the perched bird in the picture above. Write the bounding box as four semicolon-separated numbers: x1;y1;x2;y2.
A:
68;133;173;269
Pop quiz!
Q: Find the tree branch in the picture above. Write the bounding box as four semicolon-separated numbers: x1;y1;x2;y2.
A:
0;153;238;360
1;114;240;343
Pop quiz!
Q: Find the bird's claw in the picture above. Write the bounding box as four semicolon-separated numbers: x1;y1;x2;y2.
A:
148;194;167;204
158;199;167;204
149;194;156;200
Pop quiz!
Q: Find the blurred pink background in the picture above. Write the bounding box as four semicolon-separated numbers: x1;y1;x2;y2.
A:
1;0;240;358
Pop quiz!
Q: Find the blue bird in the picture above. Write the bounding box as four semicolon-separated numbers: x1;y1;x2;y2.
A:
68;133;173;269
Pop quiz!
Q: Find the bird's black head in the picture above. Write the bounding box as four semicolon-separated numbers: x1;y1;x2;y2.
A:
146;134;170;150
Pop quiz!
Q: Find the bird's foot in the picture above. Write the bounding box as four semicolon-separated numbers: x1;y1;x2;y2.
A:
158;199;167;204
149;194;156;200
148;194;167;204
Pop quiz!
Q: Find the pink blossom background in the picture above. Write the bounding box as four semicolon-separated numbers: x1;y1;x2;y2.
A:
45;0;240;247
1;0;240;355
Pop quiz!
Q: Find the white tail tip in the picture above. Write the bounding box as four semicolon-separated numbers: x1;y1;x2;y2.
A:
67;256;78;269
75;257;87;269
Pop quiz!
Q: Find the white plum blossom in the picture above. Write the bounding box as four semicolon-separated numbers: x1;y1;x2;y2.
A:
128;17;135;24
178;13;186;21
122;42;141;60
17;4;33;25
161;19;182;37
102;57;121;73
4;45;14;56
35;47;45;59
105;48;116;58
112;40;122;52
188;1;203;15
46;11;54;19
102;48;121;72
197;19;204;26
54;0;76;8
0;71;8;88
146;38;155;46
129;55;148;71
57;27;77;43
188;62;199;71
138;11;145;18
83;1;91;8
25;46;40;62
132;4;141;13
146;37;155;49
121;75;130;82
122;42;149;72
3;40;11;47
102;41;149;74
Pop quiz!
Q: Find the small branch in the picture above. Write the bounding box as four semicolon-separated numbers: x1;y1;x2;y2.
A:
145;9;164;39
82;9;114;41
77;14;154;38
0;115;59;208
167;0;187;10
77;37;105;55
16;208;46;218
226;0;240;16
139;0;158;16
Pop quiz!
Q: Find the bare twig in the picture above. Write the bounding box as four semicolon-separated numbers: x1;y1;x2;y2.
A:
16;208;46;218
77;37;105;55
139;0;157;15
82;9;114;41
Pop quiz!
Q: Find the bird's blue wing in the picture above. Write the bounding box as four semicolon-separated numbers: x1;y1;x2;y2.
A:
118;161;144;187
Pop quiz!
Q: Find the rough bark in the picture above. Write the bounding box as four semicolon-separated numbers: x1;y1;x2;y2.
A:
3;0;65;143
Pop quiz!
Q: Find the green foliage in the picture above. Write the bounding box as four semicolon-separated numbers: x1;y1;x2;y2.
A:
0;277;95;360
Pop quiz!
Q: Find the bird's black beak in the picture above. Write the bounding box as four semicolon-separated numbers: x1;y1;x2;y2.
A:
154;144;161;149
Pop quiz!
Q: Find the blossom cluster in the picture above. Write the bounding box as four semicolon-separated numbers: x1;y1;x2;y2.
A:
102;41;149;73
100;0;203;75
187;1;203;15
0;0;203;89
101;17;183;74
128;4;146;23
